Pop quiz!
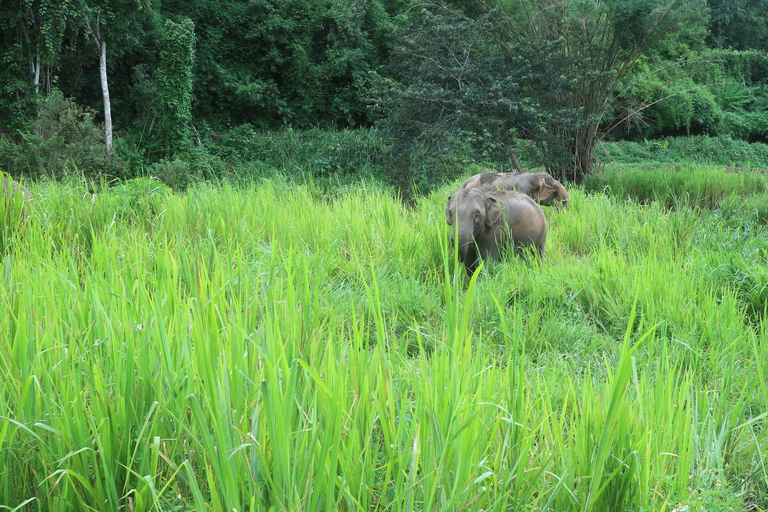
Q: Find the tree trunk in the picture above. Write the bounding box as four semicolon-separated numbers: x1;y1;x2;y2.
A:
31;52;40;94
573;122;599;182
191;122;202;148
97;39;113;157
510;151;524;173
83;10;113;157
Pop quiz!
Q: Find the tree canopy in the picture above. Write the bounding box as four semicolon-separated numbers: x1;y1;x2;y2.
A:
1;0;768;184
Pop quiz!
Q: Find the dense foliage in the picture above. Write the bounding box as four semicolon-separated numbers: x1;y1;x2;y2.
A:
153;17;196;158
0;0;768;191
371;7;528;192
2;0;768;185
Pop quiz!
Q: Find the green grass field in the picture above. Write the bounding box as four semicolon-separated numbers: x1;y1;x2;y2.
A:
2;165;768;511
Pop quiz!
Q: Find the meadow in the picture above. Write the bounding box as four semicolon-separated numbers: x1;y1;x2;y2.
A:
2;164;768;511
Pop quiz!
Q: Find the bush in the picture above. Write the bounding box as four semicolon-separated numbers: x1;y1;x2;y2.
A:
0;90;129;180
649;85;723;136
105;177;170;223
187;149;230;181
149;158;197;191
598;141;658;164
722;110;768;142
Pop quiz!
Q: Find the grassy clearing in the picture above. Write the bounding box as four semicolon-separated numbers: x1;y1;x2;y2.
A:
1;167;768;511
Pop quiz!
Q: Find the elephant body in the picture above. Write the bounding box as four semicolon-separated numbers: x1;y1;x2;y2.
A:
446;188;547;274
462;171;569;208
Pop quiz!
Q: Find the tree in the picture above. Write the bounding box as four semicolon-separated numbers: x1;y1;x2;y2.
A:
19;0;72;94
708;0;768;50
160;0;396;128
488;0;709;181
77;0;156;157
374;1;709;187
0;0;76;129
372;6;535;193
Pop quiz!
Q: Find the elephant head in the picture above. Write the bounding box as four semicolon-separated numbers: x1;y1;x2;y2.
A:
445;188;500;268
536;174;570;208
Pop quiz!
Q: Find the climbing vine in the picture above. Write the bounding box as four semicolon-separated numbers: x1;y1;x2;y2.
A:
153;17;195;158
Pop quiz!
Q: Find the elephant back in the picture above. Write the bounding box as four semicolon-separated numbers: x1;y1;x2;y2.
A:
493;190;547;255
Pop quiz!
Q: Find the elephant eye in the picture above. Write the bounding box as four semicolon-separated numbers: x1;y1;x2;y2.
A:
474;212;480;223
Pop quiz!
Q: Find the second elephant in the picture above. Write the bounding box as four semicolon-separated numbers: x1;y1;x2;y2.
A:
462;171;570;208
446;188;547;275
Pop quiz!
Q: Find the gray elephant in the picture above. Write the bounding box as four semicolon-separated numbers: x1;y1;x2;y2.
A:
2;175;33;220
462;171;570;208
445;187;547;275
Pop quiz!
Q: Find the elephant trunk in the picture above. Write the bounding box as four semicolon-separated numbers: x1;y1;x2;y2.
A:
457;234;474;263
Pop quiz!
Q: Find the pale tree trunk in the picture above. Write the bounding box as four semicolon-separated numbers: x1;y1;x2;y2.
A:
96;38;112;156
31;52;40;94
21;20;41;95
83;11;113;157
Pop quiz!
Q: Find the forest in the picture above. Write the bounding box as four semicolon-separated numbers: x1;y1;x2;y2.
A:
2;0;768;189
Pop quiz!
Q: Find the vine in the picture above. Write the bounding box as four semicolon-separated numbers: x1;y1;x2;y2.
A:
154;18;196;158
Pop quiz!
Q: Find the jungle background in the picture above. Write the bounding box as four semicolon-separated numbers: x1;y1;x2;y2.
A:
3;0;768;192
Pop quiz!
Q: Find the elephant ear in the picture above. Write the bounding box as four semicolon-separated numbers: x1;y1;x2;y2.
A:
485;196;501;227
538;176;557;203
445;195;454;225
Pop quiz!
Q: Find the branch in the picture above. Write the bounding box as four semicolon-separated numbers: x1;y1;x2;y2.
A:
602;81;730;137
79;0;101;45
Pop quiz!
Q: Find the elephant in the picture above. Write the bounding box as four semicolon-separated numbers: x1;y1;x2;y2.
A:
445;187;547;275
2;175;33;221
462;171;570;208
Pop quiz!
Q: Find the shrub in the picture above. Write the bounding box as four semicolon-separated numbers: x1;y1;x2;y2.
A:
0;90;128;180
722;110;768;141
648;84;723;136
149;158;197;191
106;177;170;222
187;149;230;181
599;136;768;167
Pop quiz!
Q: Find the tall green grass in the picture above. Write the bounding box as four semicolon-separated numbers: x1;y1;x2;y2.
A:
1;169;767;510
599;136;768;167
584;163;768;209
